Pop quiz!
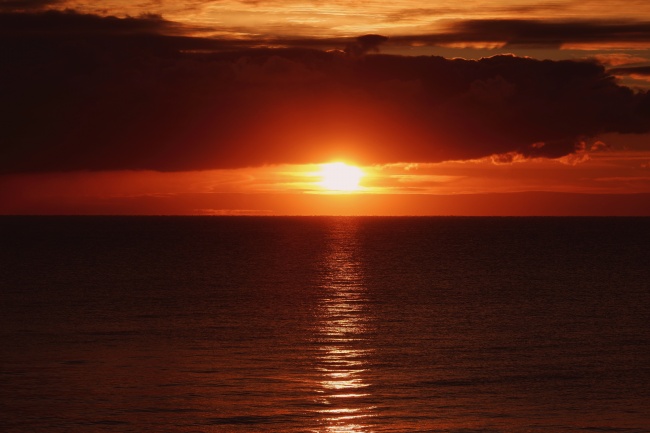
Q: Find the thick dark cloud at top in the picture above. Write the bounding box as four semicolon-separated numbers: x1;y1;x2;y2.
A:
1;11;650;173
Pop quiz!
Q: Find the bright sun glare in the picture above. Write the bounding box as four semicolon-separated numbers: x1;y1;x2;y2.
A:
319;162;365;192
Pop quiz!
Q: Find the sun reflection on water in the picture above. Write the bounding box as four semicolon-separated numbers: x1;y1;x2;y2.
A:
312;218;376;433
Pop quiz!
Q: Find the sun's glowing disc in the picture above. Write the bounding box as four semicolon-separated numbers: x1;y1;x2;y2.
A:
319;162;364;192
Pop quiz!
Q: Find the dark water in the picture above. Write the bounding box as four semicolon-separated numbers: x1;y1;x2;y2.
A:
1;216;649;433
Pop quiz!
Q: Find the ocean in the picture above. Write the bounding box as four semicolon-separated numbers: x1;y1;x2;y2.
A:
1;216;649;432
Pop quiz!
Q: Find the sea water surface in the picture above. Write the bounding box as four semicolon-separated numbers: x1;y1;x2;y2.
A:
1;216;649;432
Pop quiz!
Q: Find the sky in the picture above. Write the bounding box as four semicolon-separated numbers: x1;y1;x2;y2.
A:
1;0;650;215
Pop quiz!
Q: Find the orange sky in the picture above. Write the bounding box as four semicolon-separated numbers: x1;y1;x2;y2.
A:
41;1;650;41
1;1;650;215
3;142;649;215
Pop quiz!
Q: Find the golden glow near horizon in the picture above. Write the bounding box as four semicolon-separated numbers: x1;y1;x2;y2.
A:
318;162;366;192
2;155;650;215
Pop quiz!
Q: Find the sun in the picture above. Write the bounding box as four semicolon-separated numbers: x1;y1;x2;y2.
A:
318;162;365;192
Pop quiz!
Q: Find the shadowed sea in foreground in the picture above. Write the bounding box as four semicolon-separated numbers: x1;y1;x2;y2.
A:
1;216;649;432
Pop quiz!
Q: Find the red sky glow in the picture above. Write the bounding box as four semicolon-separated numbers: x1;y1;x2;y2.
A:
1;0;650;215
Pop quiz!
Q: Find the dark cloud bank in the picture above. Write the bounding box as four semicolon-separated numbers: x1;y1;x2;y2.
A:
2;11;650;173
399;19;650;48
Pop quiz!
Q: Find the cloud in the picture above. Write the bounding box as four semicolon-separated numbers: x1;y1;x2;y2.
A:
1;11;650;174
391;19;650;48
344;34;389;56
0;9;197;36
0;0;62;12
609;66;650;76
197;209;274;216
609;66;650;83
591;53;649;67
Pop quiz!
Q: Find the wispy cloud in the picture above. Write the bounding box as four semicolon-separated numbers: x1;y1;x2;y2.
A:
590;53;649;67
609;66;650;77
